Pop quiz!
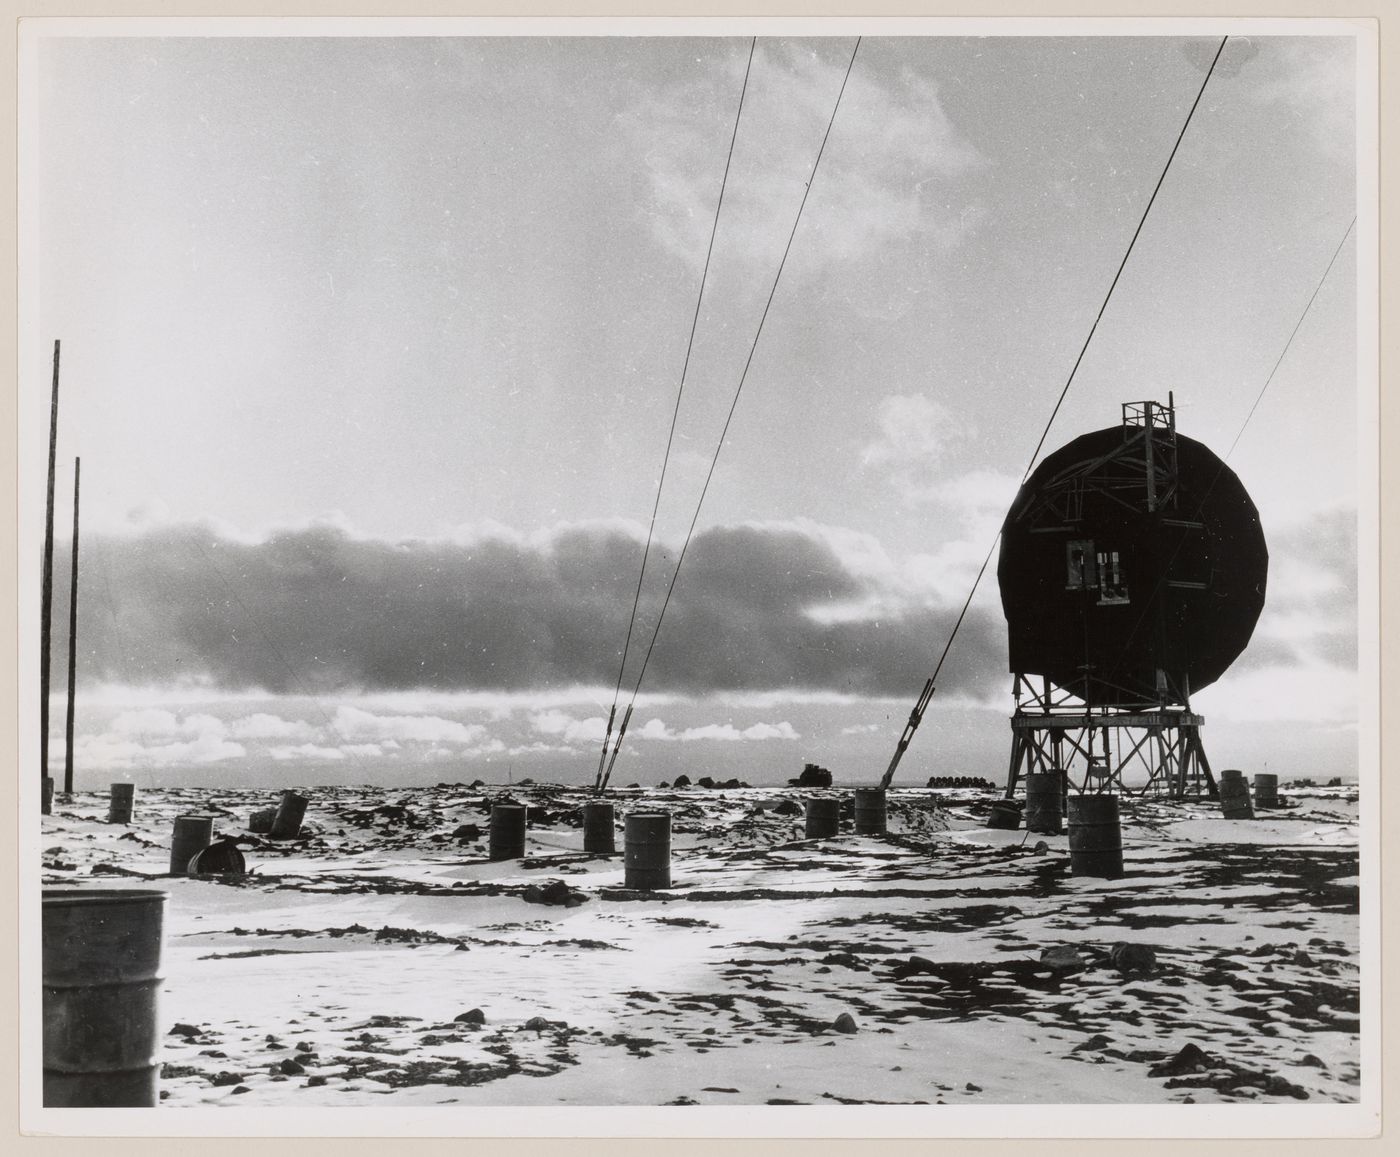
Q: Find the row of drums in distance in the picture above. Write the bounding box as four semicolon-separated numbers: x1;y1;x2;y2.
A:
487;803;672;890
490;789;896;885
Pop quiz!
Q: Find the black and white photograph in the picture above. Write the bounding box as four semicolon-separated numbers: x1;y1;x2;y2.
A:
18;15;1379;1137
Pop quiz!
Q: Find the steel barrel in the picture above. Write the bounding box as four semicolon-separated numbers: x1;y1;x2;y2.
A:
42;888;168;1107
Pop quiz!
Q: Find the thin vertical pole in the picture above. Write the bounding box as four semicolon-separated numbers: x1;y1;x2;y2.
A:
41;339;60;787
64;457;81;795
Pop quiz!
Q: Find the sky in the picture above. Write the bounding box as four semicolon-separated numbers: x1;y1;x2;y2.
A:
25;26;1367;789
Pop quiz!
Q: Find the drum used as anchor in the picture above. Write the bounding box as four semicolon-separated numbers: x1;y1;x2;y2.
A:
107;783;135;825
581;801;616;854
1217;769;1255;820
852;787;887;835
489;803;528;861
804;797;840;839
1067;794;1124;879
624;812;671;890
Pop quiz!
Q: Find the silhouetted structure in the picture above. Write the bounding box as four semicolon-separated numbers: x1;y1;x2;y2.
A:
997;397;1267;797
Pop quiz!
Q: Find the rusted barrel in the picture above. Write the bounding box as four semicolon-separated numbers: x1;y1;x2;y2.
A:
624;812;671;890
1024;772;1063;835
107;783;135;825
1067;794;1124;879
43;888;167;1107
1218;769;1254;819
42;777;55;816
581;801;615;854
852;787;887;835
1252;773;1279;809
987;799;1021;830
804;797;840;839
169;815;214;876
488;803;527;861
248;807;276;834
269;790;309;839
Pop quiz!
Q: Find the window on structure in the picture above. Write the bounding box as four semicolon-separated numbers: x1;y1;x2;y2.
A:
1066;540;1096;590
1097;549;1130;606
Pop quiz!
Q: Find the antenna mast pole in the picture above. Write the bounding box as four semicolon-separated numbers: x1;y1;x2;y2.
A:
41;340;60;797
64;457;81;796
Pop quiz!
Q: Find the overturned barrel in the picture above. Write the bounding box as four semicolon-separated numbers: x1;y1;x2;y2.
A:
1024;772;1063;835
488;803;527;861
1252;773;1280;809
624;812;671;890
987;799;1021;830
107;783;135;825
1067;794;1124;879
804;797;841;839
269;790;309;839
169;815;214;876
581;801;616;854
1218;769;1254;820
248;807;276;834
852;787;888;836
42;776;55;816
187;838;247;877
43;888;167;1107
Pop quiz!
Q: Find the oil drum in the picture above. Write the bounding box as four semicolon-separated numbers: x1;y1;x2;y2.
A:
1218;769;1254;820
107;783;135;825
42;888;167;1107
1067;794;1124;879
581;801;616;854
1024;772;1063;835
488;803;527;861
269;790;309;839
804;797;840;839
624;812;671;890
169;815;214;876
987;799;1022;830
852;787;888;835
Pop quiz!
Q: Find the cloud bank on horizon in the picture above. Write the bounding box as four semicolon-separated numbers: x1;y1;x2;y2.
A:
58;516;1007;700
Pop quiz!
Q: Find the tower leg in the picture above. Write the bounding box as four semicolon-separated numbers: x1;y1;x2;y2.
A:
1005;729;1026;799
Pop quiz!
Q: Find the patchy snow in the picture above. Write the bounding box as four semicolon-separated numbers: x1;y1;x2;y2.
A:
39;782;1360;1107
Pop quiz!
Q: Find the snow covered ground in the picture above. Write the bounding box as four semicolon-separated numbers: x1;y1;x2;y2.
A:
37;781;1361;1107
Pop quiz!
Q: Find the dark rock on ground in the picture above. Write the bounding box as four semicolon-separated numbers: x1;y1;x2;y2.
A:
522;879;588;907
1040;945;1085;972
773;799;802;817
455;1008;487;1025
832;1013;859;1034
1149;1043;1214;1078
1110;942;1157;976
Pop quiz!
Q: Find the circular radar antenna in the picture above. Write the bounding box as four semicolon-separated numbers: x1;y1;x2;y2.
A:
996;397;1268;798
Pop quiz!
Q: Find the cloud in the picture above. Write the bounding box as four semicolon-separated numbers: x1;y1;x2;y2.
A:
615;717;799;743
76;711;246;769
619;42;983;277
331;704;487;745
1233;504;1357;673
531;710;608;744
860;394;966;501
59;517;1007;700
227;712;316;740
1243;38;1355;161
